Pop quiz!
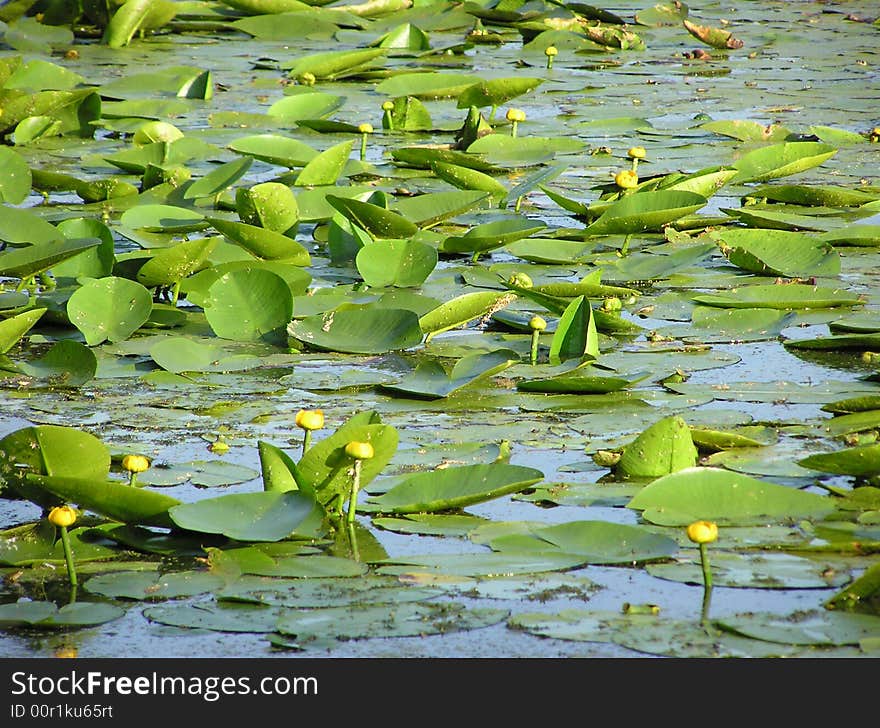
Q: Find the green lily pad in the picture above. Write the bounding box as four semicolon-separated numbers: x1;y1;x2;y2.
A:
356;238;438;288
714;228;840;278
14;339;97;387
0;600;125;629
364;463;544;514
625;466;836;526
204;269;293;342
84;570;226;600
267;91;345;122
66;276;153;345
206;218;310;264
0;307;46;354
381;348;519;399
0;237;100;281
717;610;880;646
275;601;508;642
692;284;863;310
375;551;590;577
228;133;318;167
168;490;322;542
0;423;110;504
288;305;422;354
730;141;838;184
647;551;851;589
615;415;699;479
136;237;218;289
583;191;708;236
419;291;514;341
488;520;679;564
798;443;880;478
26;472;181;527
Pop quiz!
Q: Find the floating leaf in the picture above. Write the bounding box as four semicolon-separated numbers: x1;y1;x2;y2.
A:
615;415;699;479
488;520;679;564
289;306;422;354
714;228;840;278
648;552;850;589
85;571;226;600
584;190;708;236
184;156;254;200
419;291;515;341
235;182;299;234
67;276;153;345
356;238;438;288
26;473;180;527
136;238;218;289
204;269;293;342
456;77;544;110
548;295;600;366
717;611;880;646
365;463;543;514
798;443;880;478
729;142;838;184
626;467;836;526
0;307;46;354
267;92;345;122
0;238;100;280
326;195;418;239
169;491;322;542
14;340;97;387
683;18;744;50
692;284;862;310
206;218;310;264
381;348;519;399
294;140;354;187
0;600;124;629
284;48;386;81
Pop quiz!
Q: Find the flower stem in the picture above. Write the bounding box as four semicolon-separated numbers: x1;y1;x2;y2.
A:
619;233;633;257
58;526;77;587
698;542;713;629
301;430;312;457
530;330;540;365
347;460;362;524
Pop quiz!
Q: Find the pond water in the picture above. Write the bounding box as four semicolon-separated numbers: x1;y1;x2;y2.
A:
0;1;879;658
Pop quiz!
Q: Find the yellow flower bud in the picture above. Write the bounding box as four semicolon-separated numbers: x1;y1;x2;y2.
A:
345;441;374;460
544;46;558;57
48;505;77;528
382;100;395;111
507;272;533;288
506;108;526;123
122;454;150;474
299;72;316;86
615;169;639;190
295;409;325;431
628;146;647;160
529;315;547;331
686;520;719;545
358;123;373;134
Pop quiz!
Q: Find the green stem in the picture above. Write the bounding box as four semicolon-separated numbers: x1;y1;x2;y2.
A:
510;121;518;138
170;280;180;306
530;330;540;365
128;472;138;486
360;134;368;161
347;521;360;562
699;542;713;630
619;233;633;257
302;430;312;457
347;460;362;525
59;526;77;587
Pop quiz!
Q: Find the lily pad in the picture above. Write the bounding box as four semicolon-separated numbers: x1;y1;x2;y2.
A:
365;463;544;514
168;490;322;542
625;466;837;526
